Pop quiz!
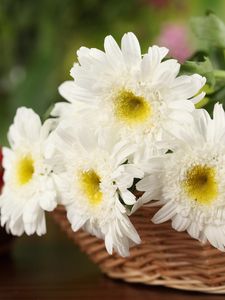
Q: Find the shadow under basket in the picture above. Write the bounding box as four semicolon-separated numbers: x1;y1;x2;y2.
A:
52;205;225;294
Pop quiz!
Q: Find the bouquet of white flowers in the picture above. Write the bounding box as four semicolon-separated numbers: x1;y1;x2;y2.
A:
1;13;225;293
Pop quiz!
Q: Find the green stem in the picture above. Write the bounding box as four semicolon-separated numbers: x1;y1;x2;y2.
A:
214;70;225;80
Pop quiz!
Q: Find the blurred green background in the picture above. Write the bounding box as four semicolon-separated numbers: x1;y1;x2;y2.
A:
1;0;225;145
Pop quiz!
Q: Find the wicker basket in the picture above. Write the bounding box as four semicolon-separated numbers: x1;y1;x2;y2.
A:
52;205;225;294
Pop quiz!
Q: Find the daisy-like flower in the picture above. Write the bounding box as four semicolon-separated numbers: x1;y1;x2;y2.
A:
54;32;206;149
52;125;143;257
0;107;57;236
137;103;225;251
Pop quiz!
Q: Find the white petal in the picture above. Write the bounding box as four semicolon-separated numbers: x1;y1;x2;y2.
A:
104;35;124;68
36;212;47;236
129;195;154;215
147;45;169;70
9;218;24;236
118;214;141;244
121;32;141;66
112;141;137;166
212;103;225;142
23;198;40;224
69;212;87;232
168;99;194;112
39;191;57;212
204;225;225;251
152;201;176;224
191;91;205;104
122;164;144;179
8;107;41;147
51;102;72;118
105;231;113;255
136;174;161;193
120;190;136;205
187;222;201;240
171;74;206;100
58;81;94;104
153;59;180;85
171;214;190;232
24;222;37;235
169;110;194;124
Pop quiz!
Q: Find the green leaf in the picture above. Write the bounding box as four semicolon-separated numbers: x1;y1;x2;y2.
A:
180;57;215;87
210;86;225;102
191;13;225;48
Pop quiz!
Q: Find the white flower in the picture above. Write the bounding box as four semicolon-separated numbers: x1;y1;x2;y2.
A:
137;103;225;251
0;107;58;236
53;32;206;150
51;125;143;257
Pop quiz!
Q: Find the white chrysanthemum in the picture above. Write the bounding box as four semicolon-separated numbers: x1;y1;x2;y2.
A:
0;107;57;236
53;32;206;148
137;103;225;251
51;125;143;257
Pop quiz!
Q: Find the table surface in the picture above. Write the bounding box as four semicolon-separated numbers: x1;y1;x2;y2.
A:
0;216;224;300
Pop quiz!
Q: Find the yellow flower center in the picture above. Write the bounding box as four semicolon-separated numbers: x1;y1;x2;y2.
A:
79;170;103;206
114;90;151;125
182;165;218;205
16;155;35;186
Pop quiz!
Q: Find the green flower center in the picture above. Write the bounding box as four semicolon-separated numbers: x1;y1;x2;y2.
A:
182;165;218;205
16;155;35;186
79;170;102;206
114;90;151;125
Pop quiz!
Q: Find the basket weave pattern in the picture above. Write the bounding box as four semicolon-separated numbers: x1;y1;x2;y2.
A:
52;205;225;294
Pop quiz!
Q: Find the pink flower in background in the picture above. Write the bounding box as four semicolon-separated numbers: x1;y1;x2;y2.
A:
156;24;193;63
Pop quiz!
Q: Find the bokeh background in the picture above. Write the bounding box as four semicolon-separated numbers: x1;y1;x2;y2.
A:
1;0;225;144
